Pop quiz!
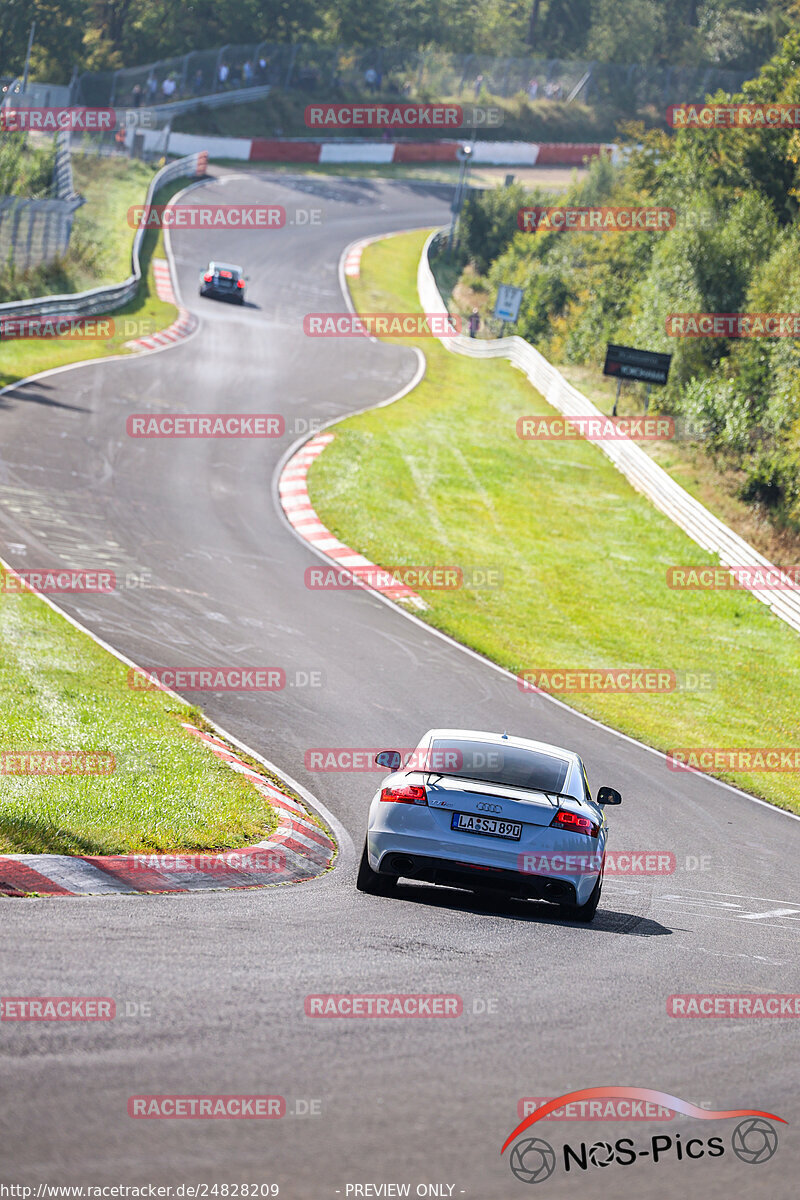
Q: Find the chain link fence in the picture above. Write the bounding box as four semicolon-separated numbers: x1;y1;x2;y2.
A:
0;131;83;273
77;44;749;111
0;150;206;319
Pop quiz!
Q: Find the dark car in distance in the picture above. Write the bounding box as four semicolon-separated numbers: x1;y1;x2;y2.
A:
199;261;246;304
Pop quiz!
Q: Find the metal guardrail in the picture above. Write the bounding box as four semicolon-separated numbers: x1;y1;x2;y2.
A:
0;130;82;272
148;84;271;125
53;130;81;201
0;151;206;320
418;232;800;637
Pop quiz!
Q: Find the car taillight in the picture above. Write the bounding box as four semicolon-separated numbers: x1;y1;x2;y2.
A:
203;273;213;282
380;784;427;805
236;278;245;288
551;809;599;837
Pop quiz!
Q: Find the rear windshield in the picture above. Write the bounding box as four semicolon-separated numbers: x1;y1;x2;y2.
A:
428;738;570;794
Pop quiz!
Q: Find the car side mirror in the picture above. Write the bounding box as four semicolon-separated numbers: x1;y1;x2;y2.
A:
597;786;622;805
376;750;402;770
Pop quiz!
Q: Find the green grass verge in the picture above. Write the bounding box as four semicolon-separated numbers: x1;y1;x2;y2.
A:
0;580;288;855
306;230;800;814
0;160;190;392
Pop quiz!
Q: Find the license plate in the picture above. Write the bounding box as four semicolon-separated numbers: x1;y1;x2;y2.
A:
451;812;522;840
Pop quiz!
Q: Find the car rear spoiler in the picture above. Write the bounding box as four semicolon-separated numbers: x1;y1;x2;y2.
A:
422;773;580;808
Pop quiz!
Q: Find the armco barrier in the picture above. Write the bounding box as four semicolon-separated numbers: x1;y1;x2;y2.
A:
0;151;207;322
418;232;800;637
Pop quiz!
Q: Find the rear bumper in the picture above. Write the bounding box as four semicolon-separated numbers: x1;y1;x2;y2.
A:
201;286;244;302
367;812;602;906
374;848;579;904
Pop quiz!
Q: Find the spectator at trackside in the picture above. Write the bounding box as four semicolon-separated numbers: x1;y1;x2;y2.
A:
257;57;268;83
468;308;480;338
218;62;229;89
161;76;176;101
527;78;538;101
474;73;484;98
131;83;142;107
146;74;157;103
243;60;253;86
364;66;377;92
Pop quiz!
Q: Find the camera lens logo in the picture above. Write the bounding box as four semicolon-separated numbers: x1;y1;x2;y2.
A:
509;1137;556;1184
588;1140;615;1167
731;1118;778;1164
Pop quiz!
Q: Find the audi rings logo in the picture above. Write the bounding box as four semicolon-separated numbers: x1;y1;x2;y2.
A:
509;1138;556;1184
477;802;502;813
731;1118;778;1164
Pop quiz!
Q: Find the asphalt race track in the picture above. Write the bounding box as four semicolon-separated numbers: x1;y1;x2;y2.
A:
1;172;798;1198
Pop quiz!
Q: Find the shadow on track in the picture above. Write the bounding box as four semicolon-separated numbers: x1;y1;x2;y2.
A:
0;384;90;413
359;879;673;937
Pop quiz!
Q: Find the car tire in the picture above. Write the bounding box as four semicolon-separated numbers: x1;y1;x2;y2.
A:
356;842;397;895
558;874;602;923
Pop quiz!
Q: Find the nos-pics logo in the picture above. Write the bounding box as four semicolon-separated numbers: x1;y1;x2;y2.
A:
502;1088;783;1184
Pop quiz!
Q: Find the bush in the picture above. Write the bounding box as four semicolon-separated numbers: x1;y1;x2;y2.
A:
0;135;55;198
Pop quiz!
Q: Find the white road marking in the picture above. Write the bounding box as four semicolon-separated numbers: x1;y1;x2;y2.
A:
681;888;800;905
603;884;800;931
673;943;786;965
739;908;800;920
